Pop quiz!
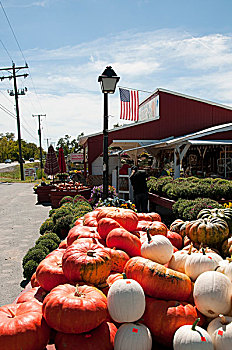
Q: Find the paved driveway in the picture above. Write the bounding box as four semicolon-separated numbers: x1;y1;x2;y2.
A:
0;183;50;306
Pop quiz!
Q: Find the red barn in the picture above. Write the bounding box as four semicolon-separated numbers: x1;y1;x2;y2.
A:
80;88;232;181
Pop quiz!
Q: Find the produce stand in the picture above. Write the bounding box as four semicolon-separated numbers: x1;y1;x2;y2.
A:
50;187;91;208
148;192;175;210
36;184;56;204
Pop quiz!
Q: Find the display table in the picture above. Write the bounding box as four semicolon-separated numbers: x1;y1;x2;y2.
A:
148;192;175;210
36;185;56;204
50;187;91;208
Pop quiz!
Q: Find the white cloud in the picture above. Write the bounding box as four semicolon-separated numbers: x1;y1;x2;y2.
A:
1;28;232;145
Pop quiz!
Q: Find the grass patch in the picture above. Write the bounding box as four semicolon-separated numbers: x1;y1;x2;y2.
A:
0;162;44;183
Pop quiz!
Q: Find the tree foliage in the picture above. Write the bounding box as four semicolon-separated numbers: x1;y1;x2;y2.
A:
55;133;84;156
0;133;42;162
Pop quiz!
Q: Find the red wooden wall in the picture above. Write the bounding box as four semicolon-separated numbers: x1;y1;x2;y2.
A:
86;90;232;174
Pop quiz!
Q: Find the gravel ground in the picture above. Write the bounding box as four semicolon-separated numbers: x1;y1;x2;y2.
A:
0;182;50;306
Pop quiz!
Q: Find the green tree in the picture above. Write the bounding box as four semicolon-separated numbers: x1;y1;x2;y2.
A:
56;133;84;156
0;132;44;162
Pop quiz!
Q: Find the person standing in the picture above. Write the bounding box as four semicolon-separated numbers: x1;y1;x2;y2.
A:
129;166;148;213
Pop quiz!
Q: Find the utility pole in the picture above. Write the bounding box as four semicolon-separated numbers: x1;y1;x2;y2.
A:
32;114;46;170
44;138;51;150
0;62;28;181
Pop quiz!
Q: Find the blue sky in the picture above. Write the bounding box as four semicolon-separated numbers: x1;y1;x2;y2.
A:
0;0;232;148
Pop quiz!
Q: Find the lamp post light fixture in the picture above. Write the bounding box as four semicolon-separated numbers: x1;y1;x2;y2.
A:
98;66;120;200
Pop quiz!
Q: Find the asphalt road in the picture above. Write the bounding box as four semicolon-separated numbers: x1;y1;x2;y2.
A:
0;182;50;306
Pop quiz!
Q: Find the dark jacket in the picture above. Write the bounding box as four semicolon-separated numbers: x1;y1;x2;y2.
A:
130;170;148;195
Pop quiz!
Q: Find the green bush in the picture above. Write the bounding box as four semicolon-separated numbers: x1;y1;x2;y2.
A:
35;232;61;246
40;218;55;235
52;207;73;224
148;176;232;201
59;196;74;206
73;194;89;204
36;238;59;252
173;197;224;221
23;260;39;280
53;214;74;238
22;247;48;268
49;209;56;217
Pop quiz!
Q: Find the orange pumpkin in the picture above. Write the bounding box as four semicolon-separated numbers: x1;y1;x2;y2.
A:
36;249;68;291
67;226;101;246
105;247;130;272
97;218;121;239
83;212;98;227
96;208;138;232
0;301;50;350
124;256;192;301
62;242;111;284
147;221;168;236
54;321;117;350
142;297;205;347
17;286;47;304
106;228;141;257
30;272;40;288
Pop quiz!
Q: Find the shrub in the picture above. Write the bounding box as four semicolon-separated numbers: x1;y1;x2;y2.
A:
40;218;54;235
73;194;89;204
22;247;49;268
59;196;74;207
35;232;61;246
53;214;74;238
52;207;72;224
36;238;59;252
49;209;56;217
23;260;39;280
173;197;224;221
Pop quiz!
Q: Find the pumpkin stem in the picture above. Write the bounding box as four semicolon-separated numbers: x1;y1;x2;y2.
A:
188;242;193;255
87;250;95;257
7;307;16;318
202;247;206;255
146;229;152;243
219;314;228;325
191;318;200;331
74;284;82;297
122;272;127;279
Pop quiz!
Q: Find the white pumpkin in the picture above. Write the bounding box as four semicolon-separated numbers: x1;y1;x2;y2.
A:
173;319;214;350
107;278;145;323
207;314;232;350
215;259;229;273
114;323;152;350
193;271;232;318
185;249;218;281
168;249;188;273
141;233;173;264
224;261;232;282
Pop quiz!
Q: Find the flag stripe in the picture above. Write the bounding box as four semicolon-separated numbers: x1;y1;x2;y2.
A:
119;88;139;121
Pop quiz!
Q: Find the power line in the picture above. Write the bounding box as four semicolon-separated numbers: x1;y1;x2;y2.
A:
0;102;16;119
0;2;47;134
0;38;13;61
0;1;27;63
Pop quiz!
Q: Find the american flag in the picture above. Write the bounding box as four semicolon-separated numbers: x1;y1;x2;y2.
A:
119;88;139;121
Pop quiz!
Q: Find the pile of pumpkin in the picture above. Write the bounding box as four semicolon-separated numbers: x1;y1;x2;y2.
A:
1;207;232;349
55;181;88;192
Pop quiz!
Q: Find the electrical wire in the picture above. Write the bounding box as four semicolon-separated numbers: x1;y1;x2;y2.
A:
0;102;16;119
0;38;13;62
0;1;27;64
0;1;50;141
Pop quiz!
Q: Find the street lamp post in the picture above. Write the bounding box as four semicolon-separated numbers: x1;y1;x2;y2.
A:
98;66;120;200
